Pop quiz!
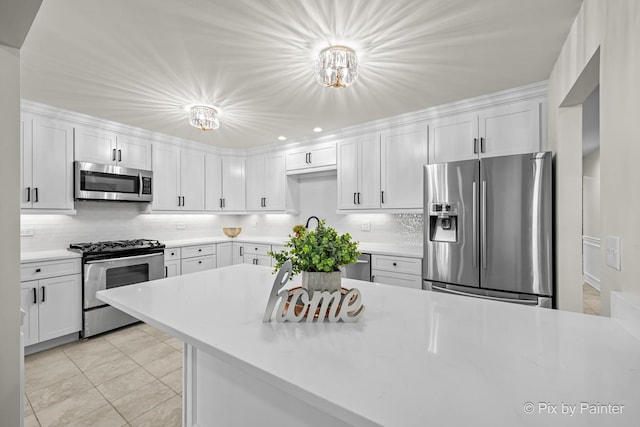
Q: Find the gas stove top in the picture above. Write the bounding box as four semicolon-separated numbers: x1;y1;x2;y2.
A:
69;239;165;255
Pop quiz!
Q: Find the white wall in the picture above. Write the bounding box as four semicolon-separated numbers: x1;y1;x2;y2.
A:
582;149;600;238
0;44;22;427
549;0;640;314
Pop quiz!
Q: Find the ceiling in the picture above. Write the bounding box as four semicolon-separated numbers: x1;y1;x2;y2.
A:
20;0;583;149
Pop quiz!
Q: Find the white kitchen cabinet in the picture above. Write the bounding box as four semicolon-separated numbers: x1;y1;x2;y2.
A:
21;114;75;211
153;144;205;211
180;244;216;275
75;125;151;170
205;155;245;212
20;274;82;346
285;142;337;174
232;242;244;264
380;122;429;209
164;248;181;277
216;242;233;268
371;254;422;290
428;100;541;164
243;243;273;267
337;134;381;210
246;152;292;211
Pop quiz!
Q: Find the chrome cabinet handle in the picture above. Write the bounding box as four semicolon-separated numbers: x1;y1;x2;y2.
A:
112;148;116;161
240;247;244;256
473;138;478;154
480;137;485;153
118;149;122;162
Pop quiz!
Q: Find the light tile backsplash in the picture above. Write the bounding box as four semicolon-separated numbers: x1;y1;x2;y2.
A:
21;173;423;252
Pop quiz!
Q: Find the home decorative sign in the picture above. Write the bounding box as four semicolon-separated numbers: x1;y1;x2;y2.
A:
263;261;365;323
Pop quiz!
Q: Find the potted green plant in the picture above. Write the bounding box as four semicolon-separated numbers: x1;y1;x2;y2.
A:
269;219;360;293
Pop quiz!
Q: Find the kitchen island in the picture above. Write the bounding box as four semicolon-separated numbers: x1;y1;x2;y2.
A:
97;264;640;426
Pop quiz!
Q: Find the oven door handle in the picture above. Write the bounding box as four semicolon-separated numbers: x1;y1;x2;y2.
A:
85;252;163;264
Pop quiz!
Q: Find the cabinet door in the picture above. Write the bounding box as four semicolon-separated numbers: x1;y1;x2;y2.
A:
205;154;223;211
116;135;152;170
337;139;359;209
37;274;82;342
245;155;265;211
75;125;117;165
152;143;181;210
20;284;39;347
285;150;309;172
232;243;244;265
478;100;541;158
20;117;33;209
180;150;205;211
243;255;272;267
165;260;181;277
31;117;75;210
264;153;286;210
358;135;381;209
216;243;233;268
309;143;337;168
428;112;478;164
221;157;245;211
380;123;428;209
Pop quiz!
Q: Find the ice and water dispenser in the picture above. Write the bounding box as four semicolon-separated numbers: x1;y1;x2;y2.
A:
428;202;458;243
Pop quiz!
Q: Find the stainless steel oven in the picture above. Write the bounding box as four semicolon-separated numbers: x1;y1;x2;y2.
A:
69;239;165;337
75;161;153;202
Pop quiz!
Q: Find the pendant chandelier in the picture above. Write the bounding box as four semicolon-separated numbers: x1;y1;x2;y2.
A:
189;105;220;131
317;45;358;88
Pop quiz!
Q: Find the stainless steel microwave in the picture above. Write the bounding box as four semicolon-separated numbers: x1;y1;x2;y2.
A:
74;161;153;202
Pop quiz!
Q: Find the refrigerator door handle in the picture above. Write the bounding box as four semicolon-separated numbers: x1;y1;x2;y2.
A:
481;180;487;270
431;284;539;305
472;181;477;268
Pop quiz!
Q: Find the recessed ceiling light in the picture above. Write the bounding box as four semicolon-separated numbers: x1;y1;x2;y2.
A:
313;127;322;132
278;136;286;141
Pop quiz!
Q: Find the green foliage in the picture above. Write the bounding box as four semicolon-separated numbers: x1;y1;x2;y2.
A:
269;219;360;276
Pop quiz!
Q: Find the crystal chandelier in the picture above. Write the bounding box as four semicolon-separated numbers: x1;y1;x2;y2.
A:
317;46;358;88
189;105;220;131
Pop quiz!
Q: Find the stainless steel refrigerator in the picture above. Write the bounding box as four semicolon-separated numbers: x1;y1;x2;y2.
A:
423;152;553;307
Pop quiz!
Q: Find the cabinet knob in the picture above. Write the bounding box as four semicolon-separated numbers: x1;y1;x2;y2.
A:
198;249;202;252
35;268;41;273
198;261;202;264
171;252;175;256
392;262;397;267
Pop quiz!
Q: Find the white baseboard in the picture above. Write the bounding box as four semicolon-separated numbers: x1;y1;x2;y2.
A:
582;236;601;290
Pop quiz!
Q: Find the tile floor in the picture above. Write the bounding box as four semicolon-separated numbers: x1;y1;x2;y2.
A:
24;323;183;427
583;283;601;316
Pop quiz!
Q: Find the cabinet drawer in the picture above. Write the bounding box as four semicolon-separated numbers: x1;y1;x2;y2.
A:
371;255;421;275
182;244;216;259
371;270;422;290
243;243;271;256
164;248;181;261
20;258;81;282
181;255;216;275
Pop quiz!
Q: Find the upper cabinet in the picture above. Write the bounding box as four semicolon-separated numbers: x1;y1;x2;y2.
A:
246;152;296;212
337;134;381;210
380;123;429;210
429;99;541;164
205;155;246;212
152;144;205;211
21;114;75;211
285;142;337;175
75;125;151;170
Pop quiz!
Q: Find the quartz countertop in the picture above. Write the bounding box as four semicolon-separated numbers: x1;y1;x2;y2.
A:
20;249;81;263
97;264;640;426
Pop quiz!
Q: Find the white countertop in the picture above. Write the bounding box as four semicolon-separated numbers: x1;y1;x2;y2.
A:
98;265;640;426
20;249;81;263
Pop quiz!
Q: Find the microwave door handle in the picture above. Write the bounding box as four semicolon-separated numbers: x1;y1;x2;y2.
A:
85;252;162;264
138;173;143;198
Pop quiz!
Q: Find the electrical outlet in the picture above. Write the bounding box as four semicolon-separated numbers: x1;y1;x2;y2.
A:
176;223;187;230
361;221;371;231
20;228;34;237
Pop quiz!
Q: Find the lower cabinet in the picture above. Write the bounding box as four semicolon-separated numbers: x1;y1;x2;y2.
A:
181;244;216;275
20;274;82;346
216;242;233;268
371;254;422;290
243;243;273;267
164;248;181;277
232;242;244;265
243;254;272;267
